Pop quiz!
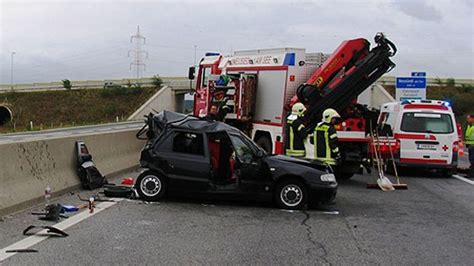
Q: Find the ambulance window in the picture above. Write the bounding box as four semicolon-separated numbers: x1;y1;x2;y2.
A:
401;113;454;134
202;67;210;87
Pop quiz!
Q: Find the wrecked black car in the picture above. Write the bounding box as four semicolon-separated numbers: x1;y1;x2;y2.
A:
135;111;337;209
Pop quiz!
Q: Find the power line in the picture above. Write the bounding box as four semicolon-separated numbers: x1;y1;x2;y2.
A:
128;25;148;80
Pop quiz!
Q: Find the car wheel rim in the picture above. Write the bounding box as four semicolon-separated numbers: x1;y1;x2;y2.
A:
280;184;303;207
140;175;161;197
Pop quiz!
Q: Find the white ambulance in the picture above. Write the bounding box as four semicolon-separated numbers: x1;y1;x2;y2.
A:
378;100;459;174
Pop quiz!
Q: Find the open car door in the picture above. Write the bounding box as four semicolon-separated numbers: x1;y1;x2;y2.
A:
228;133;270;195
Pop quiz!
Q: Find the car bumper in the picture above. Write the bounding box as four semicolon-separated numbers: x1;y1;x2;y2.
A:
396;159;457;170
307;182;338;204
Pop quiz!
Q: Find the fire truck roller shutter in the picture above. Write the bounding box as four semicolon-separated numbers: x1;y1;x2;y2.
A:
253;71;287;124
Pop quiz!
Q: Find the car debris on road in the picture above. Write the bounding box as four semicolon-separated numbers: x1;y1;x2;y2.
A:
23;225;68;237
5;249;39;253
31;204;68;221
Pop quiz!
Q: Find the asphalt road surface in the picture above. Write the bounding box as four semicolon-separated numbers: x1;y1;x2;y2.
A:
0;121;144;144
0;171;473;265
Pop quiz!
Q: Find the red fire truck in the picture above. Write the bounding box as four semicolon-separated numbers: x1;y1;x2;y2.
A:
189;33;397;179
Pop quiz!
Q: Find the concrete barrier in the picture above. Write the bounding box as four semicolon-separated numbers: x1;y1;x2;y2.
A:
128;83;192;121
128;86;177;121
0;129;145;216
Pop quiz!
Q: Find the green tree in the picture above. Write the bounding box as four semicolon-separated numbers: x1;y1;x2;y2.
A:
62;79;72;90
151;74;163;89
445;78;455;87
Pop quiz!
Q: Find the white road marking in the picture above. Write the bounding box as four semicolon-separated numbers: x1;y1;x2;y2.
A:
321;211;340;215
452;175;474;185
0;199;123;262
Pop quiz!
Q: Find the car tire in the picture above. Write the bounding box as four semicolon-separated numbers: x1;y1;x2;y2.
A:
256;136;272;154
274;179;308;210
135;171;167;201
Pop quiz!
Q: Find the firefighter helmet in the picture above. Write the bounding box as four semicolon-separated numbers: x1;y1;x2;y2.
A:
322;108;341;123
291;103;306;116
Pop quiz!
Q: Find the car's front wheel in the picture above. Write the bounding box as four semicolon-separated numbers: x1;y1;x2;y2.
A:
135;171;167;201
274;179;308;210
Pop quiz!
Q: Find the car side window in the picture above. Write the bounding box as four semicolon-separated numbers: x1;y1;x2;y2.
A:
172;132;204;156
229;135;254;164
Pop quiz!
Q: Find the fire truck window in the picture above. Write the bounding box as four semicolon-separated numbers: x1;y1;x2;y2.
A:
379;112;396;131
377;112;395;136
386;113;396;129
202;67;210;87
378;112;387;124
172;132;204;156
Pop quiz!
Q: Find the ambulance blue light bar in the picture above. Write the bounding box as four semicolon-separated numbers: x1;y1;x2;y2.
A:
442;101;451;107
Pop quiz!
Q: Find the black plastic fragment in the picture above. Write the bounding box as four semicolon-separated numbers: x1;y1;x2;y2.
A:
6;249;38;253
23;225;69;237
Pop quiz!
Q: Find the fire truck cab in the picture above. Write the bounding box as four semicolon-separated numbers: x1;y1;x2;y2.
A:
378;100;459;174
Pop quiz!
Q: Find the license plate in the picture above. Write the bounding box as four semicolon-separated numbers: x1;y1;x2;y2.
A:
417;144;436;150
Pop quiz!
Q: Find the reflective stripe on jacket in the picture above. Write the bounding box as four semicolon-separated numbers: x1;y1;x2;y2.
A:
285;114;305;157
313;122;340;165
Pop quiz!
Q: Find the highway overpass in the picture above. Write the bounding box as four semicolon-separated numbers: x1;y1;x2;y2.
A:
2;76;472;93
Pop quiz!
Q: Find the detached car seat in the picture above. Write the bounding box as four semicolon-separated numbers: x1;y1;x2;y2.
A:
75;141;107;190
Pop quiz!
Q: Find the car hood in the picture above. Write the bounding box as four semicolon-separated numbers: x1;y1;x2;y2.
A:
263;155;331;173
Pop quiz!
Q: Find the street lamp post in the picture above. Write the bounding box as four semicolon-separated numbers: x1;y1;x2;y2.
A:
10;52;16;89
194;45;196;67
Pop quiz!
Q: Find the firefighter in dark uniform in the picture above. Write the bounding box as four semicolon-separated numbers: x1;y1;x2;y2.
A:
285;103;307;157
312;108;342;165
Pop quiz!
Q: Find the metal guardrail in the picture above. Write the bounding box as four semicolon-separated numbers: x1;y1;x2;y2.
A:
165;80;195;91
0;77;188;93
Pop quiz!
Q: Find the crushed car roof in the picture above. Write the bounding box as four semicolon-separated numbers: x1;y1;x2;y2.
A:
150;111;241;133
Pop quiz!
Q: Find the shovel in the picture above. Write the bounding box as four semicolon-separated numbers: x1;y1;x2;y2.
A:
367;121;395;191
372;123;394;191
377;170;395;191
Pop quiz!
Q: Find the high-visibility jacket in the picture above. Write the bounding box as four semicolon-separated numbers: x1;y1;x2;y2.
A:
466;124;474;145
285;114;306;157
313;122;340;165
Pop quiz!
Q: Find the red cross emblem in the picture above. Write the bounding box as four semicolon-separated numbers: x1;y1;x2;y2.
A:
442;145;449;151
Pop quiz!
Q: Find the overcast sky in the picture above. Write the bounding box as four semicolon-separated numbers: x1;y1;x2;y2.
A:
0;0;473;84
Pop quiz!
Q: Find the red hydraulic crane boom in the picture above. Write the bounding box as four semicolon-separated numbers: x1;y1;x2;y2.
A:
295;33;397;134
305;38;370;89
